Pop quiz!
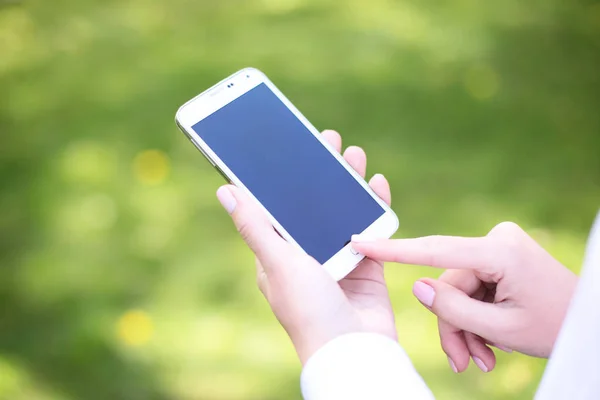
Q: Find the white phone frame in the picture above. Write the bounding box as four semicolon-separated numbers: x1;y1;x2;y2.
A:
175;67;399;280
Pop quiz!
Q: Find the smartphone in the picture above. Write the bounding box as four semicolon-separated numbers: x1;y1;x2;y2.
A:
175;68;398;280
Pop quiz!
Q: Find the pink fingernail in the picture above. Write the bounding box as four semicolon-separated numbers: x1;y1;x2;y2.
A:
448;357;458;373
216;187;236;214
493;343;513;353
413;281;435;307
473;356;488;372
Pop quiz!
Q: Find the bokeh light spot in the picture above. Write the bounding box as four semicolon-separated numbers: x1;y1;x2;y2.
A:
194;315;236;356
133;149;170;185
500;358;533;394
131;224;173;258
117;310;154;347
0;8;36;74
60;141;116;184
0;357;26;396
81;194;117;231
464;64;500;100
58;193;118;235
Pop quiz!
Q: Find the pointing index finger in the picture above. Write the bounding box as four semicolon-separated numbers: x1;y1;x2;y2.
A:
351;235;499;272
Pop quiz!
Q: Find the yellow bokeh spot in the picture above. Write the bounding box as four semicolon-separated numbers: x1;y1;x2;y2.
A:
133;149;170;185
500;359;534;394
0;8;36;74
116;310;154;347
464;64;500;100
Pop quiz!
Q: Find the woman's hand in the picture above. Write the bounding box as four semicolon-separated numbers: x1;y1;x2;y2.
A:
352;222;579;373
216;130;397;364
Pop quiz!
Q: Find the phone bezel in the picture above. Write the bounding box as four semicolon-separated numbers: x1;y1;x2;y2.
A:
175;67;399;280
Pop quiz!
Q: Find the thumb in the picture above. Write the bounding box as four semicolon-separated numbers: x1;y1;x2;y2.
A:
216;185;288;267
412;278;510;344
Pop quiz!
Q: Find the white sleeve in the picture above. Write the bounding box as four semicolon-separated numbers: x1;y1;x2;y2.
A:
535;212;600;400
301;333;435;400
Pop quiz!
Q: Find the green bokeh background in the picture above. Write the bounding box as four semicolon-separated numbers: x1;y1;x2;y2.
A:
1;0;599;399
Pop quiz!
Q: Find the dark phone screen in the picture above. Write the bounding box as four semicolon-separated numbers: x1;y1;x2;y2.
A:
192;83;384;264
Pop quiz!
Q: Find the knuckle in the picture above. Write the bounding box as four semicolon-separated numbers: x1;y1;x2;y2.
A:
256;273;267;295
438;329;457;356
489;221;523;237
438;269;459;283
255;274;262;290
499;237;528;268
488;222;529;267
439;337;452;355
423;235;444;266
237;219;260;253
237;219;253;242
255;260;270;298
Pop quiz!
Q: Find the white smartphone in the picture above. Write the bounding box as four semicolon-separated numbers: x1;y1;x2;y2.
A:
175;68;398;280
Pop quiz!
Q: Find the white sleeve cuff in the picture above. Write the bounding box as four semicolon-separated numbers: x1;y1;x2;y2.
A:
301;333;434;400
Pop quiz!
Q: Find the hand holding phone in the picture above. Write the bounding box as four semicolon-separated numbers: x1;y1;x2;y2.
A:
175;68;398;280
216;130;398;364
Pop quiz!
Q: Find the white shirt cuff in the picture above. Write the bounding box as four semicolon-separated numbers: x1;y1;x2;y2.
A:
301;333;434;400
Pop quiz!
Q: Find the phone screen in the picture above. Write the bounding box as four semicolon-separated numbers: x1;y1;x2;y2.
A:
192;83;385;264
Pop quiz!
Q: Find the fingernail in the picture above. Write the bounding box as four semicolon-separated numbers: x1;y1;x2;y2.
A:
216;186;236;214
412;281;435;307
351;234;374;243
448;357;458;373
372;173;385;180
472;356;488;372
493;343;513;353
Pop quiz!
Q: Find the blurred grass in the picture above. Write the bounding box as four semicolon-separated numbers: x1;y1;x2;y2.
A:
0;0;599;399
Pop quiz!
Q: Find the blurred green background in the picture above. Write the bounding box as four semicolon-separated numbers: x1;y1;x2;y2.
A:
1;0;599;399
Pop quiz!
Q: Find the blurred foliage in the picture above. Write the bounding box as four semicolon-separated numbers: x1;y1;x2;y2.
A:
1;0;599;399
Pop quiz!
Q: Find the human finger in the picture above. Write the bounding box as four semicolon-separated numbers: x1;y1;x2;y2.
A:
412;278;510;343
438;322;469;373
368;173;391;206
436;270;482;372
343;146;367;178
464;332;496;372
351;236;501;274
322;129;342;153
217;185;290;270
